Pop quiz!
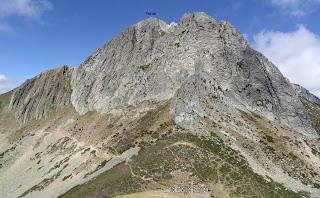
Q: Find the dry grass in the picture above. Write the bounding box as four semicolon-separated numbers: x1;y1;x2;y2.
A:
0;91;18;133
62;129;304;197
6;105;77;143
115;190;211;198
238;109;320;188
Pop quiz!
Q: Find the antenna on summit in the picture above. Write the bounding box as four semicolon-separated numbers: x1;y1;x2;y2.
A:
146;11;157;16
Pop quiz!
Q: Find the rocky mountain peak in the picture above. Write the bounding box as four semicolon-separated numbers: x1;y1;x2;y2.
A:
2;12;320;198
70;12;318;138
134;17;169;31
180;12;217;27
4;12;319;137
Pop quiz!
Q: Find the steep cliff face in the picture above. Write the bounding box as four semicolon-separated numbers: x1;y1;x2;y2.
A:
7;13;314;137
71;18;180;115
9;66;72;123
71;12;316;138
2;12;320;198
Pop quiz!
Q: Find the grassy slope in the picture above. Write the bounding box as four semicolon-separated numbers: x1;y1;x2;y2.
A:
0;91;11;110
239;109;320;188
1;91;313;198
60;128;305;198
0;91;18;134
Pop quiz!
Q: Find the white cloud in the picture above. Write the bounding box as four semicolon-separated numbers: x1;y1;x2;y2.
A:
0;23;12;32
0;0;52;19
0;0;52;31
0;75;15;94
253;25;320;97
270;0;320;16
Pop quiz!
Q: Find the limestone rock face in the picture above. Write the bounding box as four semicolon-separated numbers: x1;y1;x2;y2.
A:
71;12;317;137
71;17;181;115
293;84;320;105
4;12;319;137
2;12;320;198
9;66;72;123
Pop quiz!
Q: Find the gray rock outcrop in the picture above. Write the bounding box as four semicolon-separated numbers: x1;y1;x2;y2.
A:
4;12;318;138
9;65;72;123
2;12;320;198
71;12;317;138
293;84;320;105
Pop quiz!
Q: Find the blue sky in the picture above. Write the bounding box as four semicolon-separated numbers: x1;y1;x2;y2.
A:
0;0;320;96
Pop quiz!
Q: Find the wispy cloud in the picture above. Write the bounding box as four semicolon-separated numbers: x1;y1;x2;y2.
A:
253;25;320;97
0;23;12;32
270;0;320;16
0;75;15;94
0;0;52;31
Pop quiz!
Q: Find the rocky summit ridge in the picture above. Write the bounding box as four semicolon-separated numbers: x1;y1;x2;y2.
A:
9;66;72;123
11;12;317;137
1;12;320;198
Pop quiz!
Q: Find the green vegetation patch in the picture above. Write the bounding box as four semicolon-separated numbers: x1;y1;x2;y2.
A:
159;31;166;37
0;91;12;111
59;163;142;198
0;91;17;133
138;63;151;70
288;152;298;161
62;174;72;181
61;130;305;198
264;135;274;143
19;165;67;198
84;159;109;178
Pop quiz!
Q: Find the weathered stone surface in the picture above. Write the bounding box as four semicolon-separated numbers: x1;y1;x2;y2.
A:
9;65;72;123
71;17;179;115
2;12;320;198
71;12;317;138
3;12;318;137
293;83;320;105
